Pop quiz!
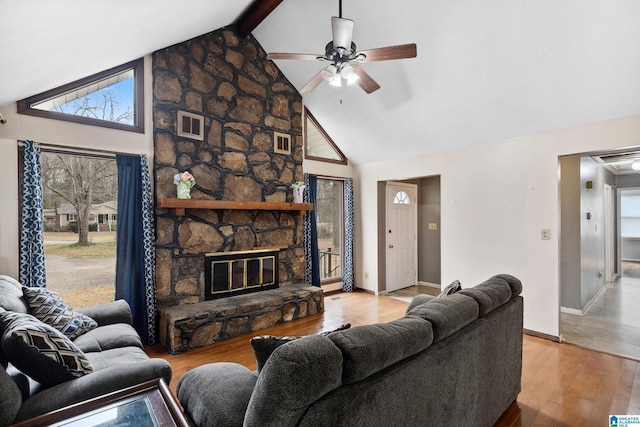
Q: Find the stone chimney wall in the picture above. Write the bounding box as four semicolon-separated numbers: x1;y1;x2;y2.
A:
152;26;304;309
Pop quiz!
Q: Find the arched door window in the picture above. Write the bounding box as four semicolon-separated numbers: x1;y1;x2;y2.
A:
393;191;411;204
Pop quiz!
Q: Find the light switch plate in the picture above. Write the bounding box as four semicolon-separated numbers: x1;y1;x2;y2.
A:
428;223;438;230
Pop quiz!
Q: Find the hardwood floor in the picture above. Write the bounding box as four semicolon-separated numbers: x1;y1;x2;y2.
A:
146;289;640;426
561;273;640;361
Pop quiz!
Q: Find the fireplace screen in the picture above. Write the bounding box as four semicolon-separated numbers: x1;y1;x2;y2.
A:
204;249;278;299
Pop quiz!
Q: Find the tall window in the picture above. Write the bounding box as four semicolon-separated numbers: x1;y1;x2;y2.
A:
316;179;344;283
41;151;118;308
17;59;144;133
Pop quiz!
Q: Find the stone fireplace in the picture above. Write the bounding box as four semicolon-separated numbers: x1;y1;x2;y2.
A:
152;26;306;311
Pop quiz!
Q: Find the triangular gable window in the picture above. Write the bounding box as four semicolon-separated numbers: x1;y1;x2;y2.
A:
18;59;144;133
304;108;348;165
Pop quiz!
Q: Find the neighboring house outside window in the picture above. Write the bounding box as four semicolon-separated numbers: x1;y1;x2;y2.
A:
47;202;117;232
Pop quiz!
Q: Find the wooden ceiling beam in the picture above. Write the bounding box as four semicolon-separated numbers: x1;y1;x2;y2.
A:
236;0;284;38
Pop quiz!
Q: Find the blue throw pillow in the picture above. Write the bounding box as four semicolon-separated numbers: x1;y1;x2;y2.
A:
22;286;97;340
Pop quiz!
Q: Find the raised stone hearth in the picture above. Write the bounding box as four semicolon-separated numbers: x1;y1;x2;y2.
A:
159;284;323;354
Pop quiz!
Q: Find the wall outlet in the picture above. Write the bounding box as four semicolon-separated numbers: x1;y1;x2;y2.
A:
541;229;551;240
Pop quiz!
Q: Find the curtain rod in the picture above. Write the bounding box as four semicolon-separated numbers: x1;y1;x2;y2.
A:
17;140;141;159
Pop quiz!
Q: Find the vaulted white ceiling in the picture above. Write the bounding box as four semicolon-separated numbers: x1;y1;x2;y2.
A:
3;1;640;165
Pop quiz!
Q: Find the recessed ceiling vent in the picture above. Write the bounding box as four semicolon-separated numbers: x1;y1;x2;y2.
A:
591;150;640;175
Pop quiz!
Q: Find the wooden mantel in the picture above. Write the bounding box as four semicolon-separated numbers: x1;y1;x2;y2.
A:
157;198;314;216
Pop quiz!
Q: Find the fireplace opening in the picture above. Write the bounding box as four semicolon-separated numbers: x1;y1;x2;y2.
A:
204;249;279;300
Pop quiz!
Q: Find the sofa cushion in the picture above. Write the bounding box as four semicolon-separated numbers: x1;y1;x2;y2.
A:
21;286;97;339
0;275;28;313
178;363;258;427
406;294;436;313
327;316;433;384
437;279;462;297
250;324;351;372
406;293;479;342
0;365;22;427
457;277;512;317
72;323;143;352
0;312;92;387
245;335;343;427
84;346;152;371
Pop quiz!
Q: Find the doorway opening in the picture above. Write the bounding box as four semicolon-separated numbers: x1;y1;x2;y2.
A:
378;175;441;296
316;178;345;284
559;150;640;360
620;188;640;279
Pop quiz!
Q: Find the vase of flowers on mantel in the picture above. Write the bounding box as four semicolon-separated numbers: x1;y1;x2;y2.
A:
292;181;306;203
174;171;196;199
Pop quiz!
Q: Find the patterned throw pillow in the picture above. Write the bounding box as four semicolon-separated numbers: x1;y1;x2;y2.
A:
437;280;462;298
21;286;97;339
0;311;93;387
251;323;351;372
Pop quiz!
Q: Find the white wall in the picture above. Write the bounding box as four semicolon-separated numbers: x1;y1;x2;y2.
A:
355;114;640;338
302;158;355;178
0;56;154;278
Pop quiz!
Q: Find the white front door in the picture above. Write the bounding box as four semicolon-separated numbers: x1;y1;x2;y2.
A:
386;182;417;292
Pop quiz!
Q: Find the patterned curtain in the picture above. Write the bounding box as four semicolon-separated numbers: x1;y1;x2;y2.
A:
343;178;355;291
303;174;321;286
19;140;47;288
115;154;157;344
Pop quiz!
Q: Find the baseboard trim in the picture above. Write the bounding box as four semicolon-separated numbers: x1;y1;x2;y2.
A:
560;306;583;316
524;329;561;343
560;284;606;316
417;281;441;289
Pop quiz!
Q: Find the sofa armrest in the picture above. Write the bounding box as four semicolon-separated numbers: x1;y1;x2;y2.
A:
177;362;257;427
14;358;172;423
77;299;133;326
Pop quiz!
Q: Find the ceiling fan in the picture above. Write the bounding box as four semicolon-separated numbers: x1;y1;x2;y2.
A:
266;0;417;94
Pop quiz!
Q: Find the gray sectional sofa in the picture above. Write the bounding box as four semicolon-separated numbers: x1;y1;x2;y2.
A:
177;273;523;427
0;275;172;426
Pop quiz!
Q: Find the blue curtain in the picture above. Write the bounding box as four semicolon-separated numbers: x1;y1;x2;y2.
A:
343;178;355;291
304;174;321;286
19;140;47;288
115;154;157;344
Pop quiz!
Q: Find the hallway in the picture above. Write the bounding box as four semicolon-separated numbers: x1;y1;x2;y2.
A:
561;270;640;361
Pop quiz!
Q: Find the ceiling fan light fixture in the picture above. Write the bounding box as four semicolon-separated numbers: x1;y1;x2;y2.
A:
340;63;355;79
322;65;338;82
266;0;416;94
632;160;640;171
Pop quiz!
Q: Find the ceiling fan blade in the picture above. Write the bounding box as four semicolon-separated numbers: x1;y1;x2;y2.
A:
353;65;380;94
359;43;417;62
331;16;354;50
300;69;326;94
267;52;323;61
